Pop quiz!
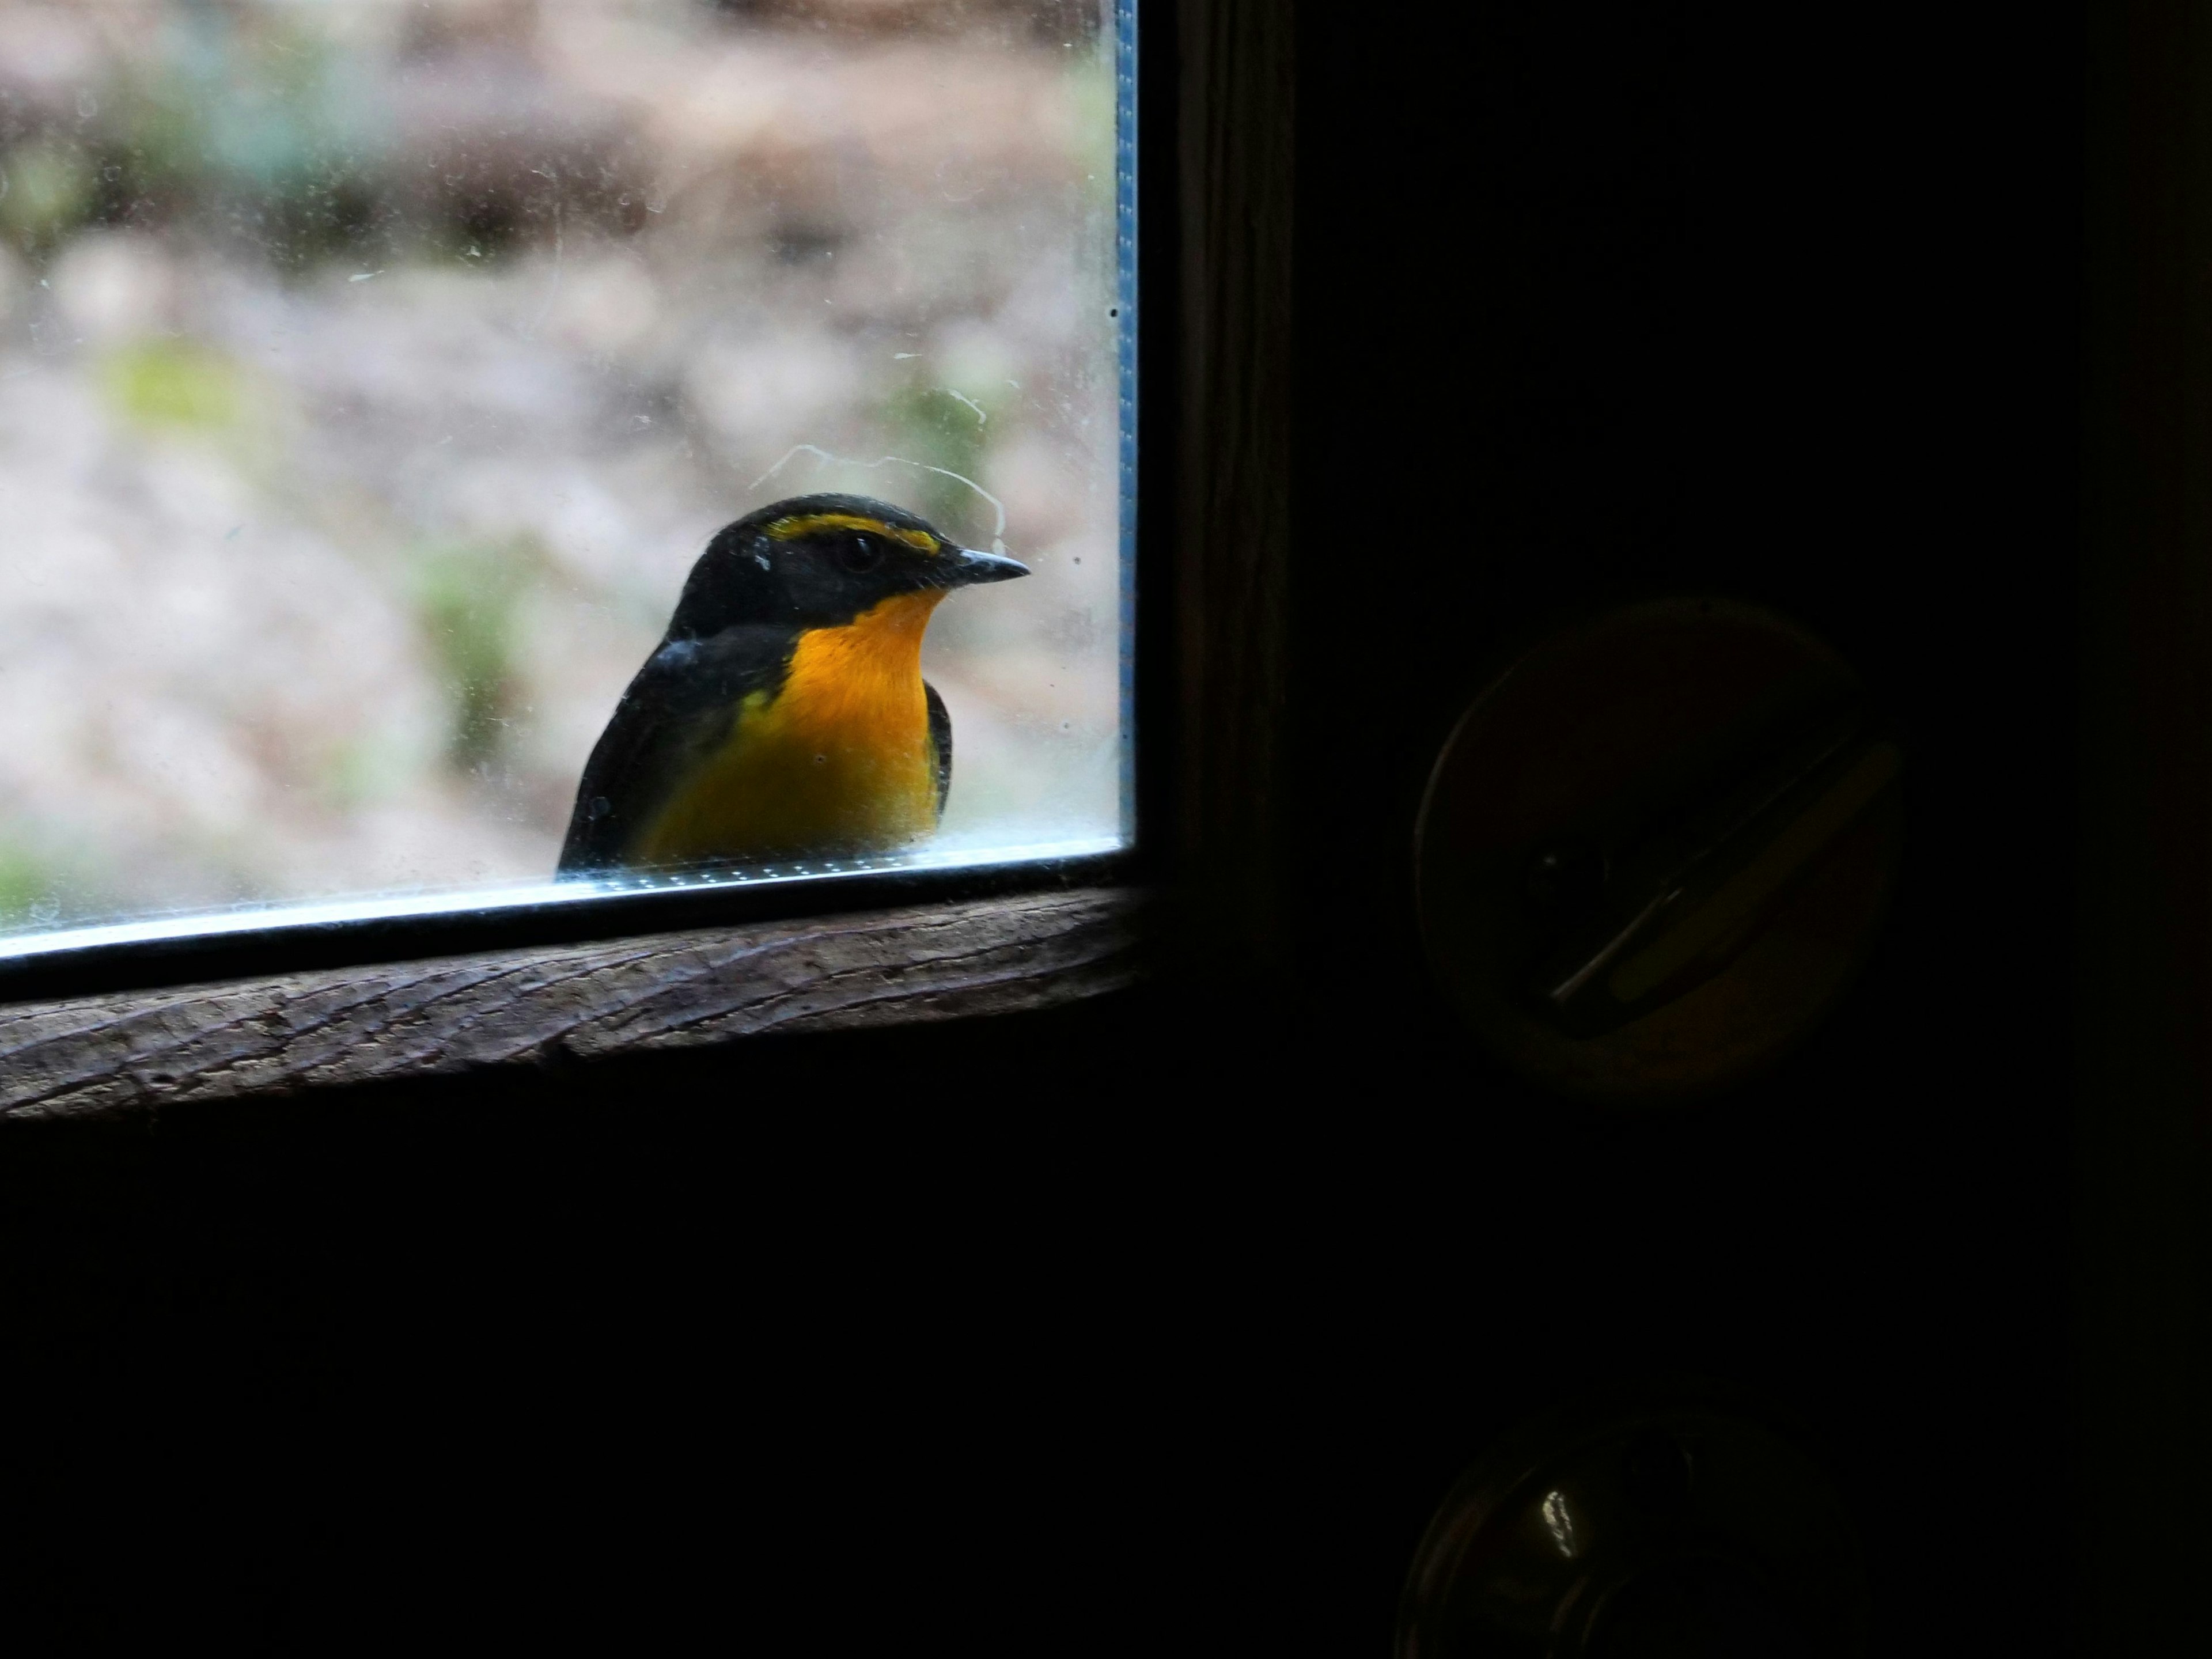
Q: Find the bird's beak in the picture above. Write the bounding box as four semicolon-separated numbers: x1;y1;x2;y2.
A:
938;544;1030;587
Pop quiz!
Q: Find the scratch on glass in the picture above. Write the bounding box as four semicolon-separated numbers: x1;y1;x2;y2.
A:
751;443;1012;557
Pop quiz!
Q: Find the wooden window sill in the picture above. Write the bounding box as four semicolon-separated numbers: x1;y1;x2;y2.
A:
0;886;1146;1121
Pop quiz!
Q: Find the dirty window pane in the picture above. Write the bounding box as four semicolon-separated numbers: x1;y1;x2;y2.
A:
0;0;1131;948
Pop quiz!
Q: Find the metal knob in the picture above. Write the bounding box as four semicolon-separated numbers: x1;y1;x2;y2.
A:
1397;1390;1869;1658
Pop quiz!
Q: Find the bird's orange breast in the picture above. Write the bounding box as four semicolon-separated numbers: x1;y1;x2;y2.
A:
632;591;946;866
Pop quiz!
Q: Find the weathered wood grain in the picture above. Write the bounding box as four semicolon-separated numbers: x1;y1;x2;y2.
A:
1179;0;1294;969
0;887;1145;1121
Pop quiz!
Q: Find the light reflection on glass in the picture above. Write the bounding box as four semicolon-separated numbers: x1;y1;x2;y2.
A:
1539;1488;1583;1559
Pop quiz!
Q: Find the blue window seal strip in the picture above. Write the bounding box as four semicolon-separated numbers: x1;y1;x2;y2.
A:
1116;0;1139;846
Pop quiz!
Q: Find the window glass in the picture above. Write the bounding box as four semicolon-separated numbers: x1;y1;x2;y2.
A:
0;0;1131;949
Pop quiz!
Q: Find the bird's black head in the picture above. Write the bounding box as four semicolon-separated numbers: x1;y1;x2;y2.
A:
666;493;1028;638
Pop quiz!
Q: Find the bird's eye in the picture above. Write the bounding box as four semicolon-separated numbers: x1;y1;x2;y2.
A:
839;535;884;573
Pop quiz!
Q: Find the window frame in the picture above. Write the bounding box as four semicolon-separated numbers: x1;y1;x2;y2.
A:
0;0;1296;1110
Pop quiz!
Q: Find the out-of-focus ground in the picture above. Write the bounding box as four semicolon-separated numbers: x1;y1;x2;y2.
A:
0;0;1122;931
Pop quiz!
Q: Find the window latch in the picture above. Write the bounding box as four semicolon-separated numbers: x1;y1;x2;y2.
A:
1523;672;1900;1039
1415;599;1903;1103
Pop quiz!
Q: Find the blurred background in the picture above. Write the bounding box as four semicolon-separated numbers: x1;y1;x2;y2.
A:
0;0;1123;934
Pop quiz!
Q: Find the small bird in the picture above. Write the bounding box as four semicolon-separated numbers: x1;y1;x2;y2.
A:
559;493;1028;875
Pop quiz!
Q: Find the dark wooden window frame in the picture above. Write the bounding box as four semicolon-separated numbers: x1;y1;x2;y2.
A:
0;0;1293;1120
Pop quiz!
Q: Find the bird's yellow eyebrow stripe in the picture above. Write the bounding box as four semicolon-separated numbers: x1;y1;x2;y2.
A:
763;513;940;553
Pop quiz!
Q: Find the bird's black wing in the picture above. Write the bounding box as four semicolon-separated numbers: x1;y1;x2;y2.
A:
558;626;794;874
925;679;952;819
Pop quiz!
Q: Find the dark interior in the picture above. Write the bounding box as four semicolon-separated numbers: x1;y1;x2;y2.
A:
2;3;2200;1652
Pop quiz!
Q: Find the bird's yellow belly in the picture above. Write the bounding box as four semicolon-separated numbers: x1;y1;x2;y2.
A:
632;593;943;867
